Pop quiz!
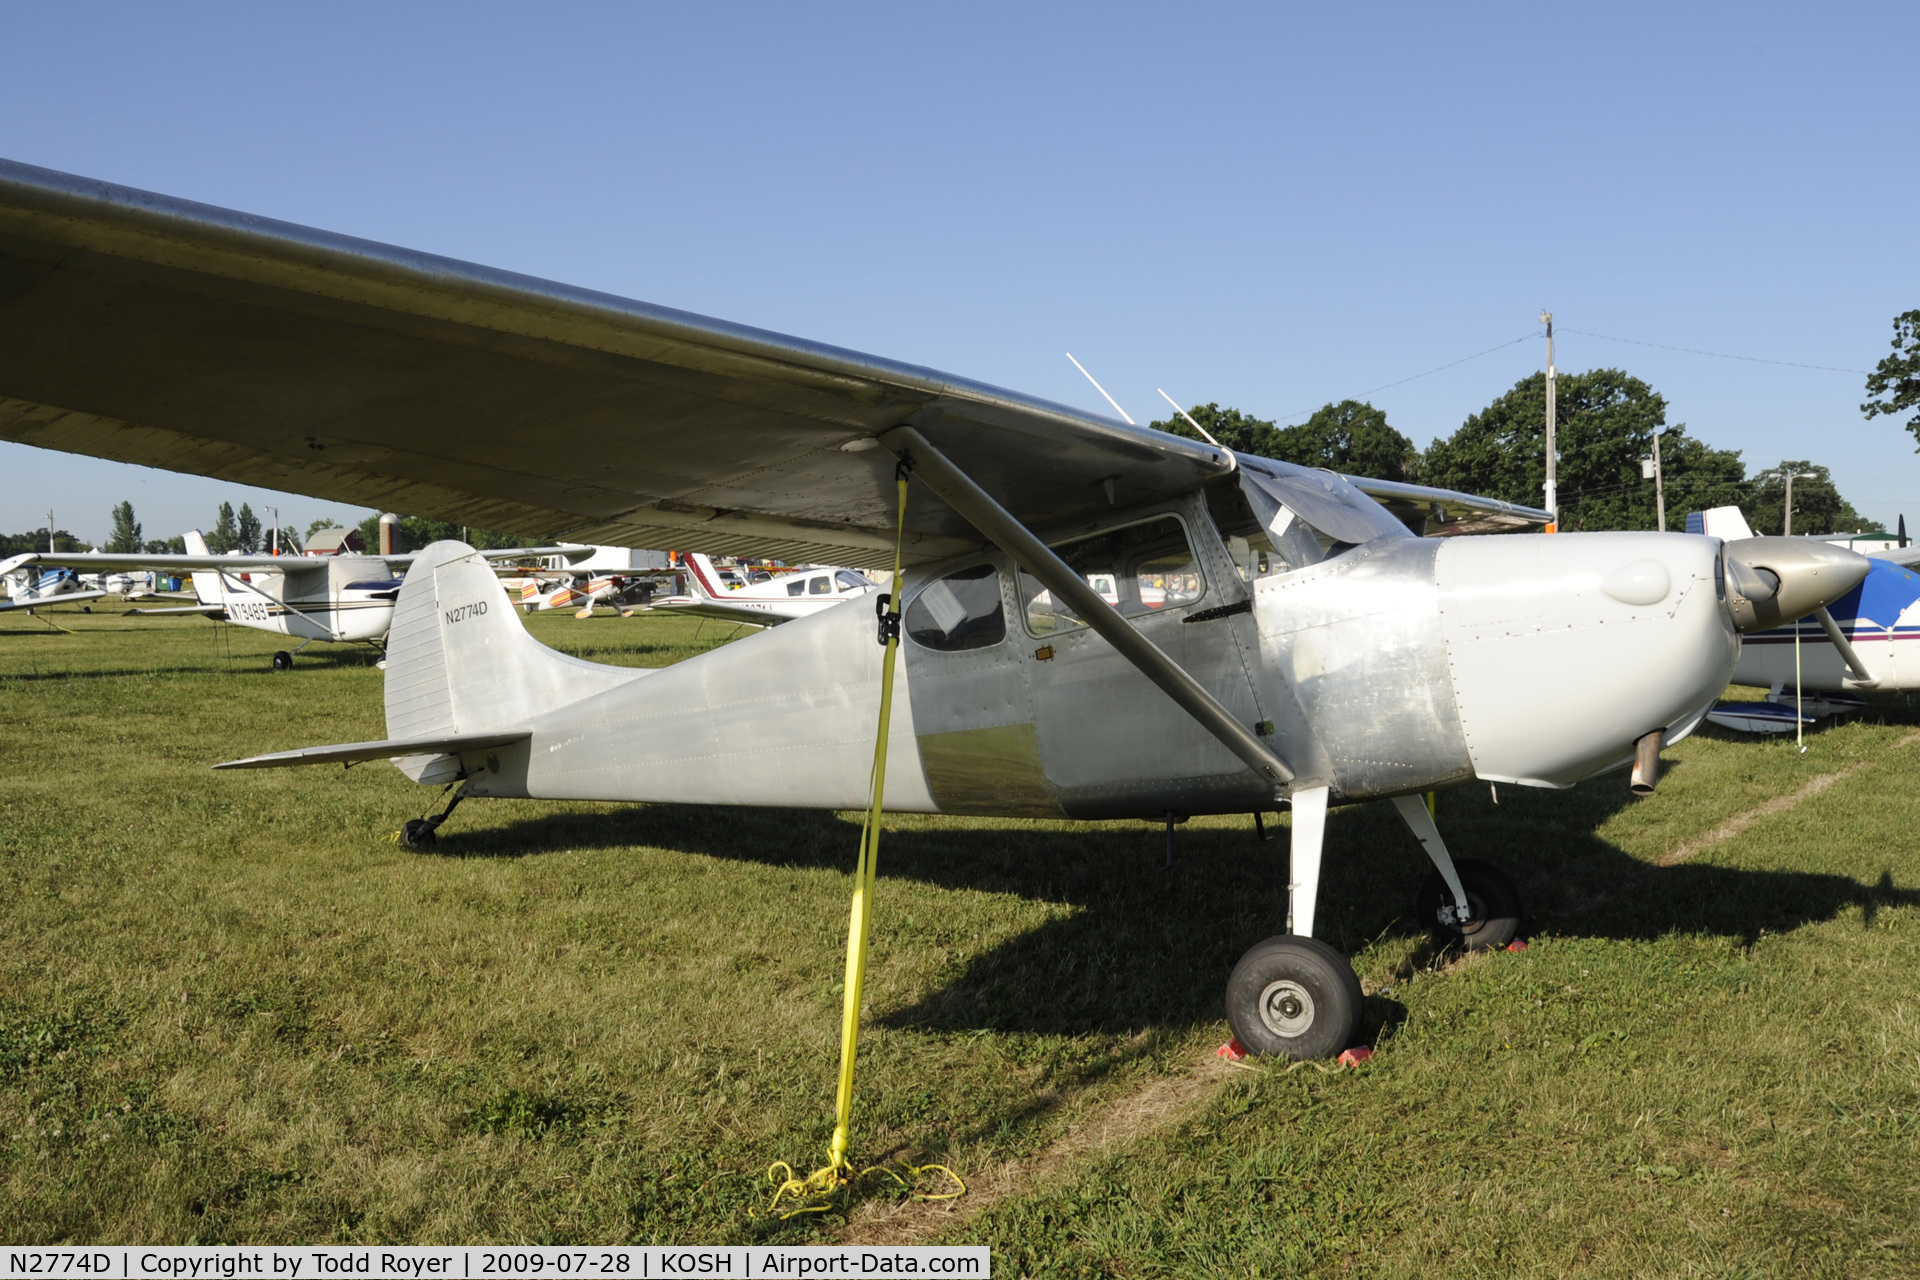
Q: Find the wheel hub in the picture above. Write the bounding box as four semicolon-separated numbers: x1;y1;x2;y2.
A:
1257;979;1315;1037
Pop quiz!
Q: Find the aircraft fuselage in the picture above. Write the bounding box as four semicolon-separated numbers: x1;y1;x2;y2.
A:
448;492;1739;815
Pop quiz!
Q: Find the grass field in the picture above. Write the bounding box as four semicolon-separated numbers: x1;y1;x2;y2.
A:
2;604;1917;1275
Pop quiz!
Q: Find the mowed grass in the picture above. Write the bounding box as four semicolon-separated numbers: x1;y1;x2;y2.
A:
2;604;1918;1275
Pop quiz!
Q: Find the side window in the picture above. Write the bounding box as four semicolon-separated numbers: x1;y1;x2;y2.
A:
809;575;834;595
905;564;1006;652
1020;516;1204;636
786;579;806;597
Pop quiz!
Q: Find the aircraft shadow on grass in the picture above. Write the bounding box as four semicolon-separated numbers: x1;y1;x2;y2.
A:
439;759;1920;1039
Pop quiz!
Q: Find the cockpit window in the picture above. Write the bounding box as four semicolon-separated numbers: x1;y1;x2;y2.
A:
836;570;872;591
905;563;1006;651
1020;516;1205;636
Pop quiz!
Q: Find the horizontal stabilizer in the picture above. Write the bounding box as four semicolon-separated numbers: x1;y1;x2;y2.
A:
214;730;530;771
0;588;109;612
123;603;225;616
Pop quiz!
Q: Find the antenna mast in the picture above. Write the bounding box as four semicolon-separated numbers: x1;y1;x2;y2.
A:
1066;353;1135;424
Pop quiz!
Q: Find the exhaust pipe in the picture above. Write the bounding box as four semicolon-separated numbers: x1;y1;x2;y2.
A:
1630;729;1663;795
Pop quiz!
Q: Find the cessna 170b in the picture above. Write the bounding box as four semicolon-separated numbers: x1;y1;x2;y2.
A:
0;530;576;668
649;552;875;626
0;158;1872;1058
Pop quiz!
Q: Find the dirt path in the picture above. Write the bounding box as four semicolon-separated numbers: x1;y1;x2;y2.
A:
843;1048;1239;1245
1660;729;1920;866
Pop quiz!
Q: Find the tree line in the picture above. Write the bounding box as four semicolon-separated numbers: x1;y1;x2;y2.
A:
1154;366;1879;536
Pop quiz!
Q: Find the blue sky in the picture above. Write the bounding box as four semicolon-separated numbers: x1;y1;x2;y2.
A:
3;2;1916;543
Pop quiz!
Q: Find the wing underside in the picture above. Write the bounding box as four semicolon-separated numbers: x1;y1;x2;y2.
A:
0;159;1233;569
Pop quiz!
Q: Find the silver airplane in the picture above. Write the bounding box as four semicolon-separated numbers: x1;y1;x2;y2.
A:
0;158;1871;1058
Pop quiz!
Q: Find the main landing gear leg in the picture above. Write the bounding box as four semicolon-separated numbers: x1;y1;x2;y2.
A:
1225;785;1364;1060
1392;793;1521;951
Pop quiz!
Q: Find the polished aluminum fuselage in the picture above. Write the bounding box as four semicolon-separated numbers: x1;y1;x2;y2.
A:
459;496;1739;816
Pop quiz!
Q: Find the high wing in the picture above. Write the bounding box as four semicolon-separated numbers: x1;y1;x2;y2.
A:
0;158;1232;570
1344;477;1552;536
1868;545;1920;568
648;597;795;627
0;588;109;612
0;546;583;575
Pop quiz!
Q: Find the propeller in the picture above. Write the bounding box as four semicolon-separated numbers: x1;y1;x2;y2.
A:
1722;537;1869;633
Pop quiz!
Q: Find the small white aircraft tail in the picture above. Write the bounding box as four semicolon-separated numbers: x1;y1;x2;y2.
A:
1686;506;1756;541
181;530;229;605
682;552;733;600
384;542;645;776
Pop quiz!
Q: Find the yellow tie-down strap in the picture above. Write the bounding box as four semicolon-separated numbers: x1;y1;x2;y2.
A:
760;462;966;1219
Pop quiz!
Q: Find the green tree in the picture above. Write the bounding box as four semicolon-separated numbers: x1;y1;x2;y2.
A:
1424;368;1747;531
0;527;87;555
207;502;238;554
1746;462;1881;536
105;501;142;554
354;514;528;555
1276;400;1418;482
1862;309;1920;445
236;503;262;555
1151;399;1418;480
1151;403;1288;455
144;537;187;554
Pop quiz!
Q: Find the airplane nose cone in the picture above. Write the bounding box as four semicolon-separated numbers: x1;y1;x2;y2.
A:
1723;538;1870;633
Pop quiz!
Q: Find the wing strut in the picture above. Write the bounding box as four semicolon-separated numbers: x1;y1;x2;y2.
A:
882;425;1295;793
1813;607;1878;688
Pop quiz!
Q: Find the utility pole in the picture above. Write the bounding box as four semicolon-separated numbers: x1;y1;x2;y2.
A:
269;506;279;555
1641;432;1667;532
1541;312;1557;527
1779;469;1815;537
46;509;54;554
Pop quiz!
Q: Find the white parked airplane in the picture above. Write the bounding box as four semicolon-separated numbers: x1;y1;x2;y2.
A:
520;572;630;617
0;531;578;668
1692;506;1920;712
649;553;874;626
0;564;108;612
0;158;1872;1059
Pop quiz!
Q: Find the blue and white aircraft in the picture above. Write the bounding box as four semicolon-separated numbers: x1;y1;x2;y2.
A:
1694;506;1920;727
0;563;108;613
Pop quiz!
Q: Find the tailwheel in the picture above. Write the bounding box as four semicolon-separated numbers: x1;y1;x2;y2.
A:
1417;857;1521;951
270;650;293;671
1225;936;1364;1060
399;818;438;848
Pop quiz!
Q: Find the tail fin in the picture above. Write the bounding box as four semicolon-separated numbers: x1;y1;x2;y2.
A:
684;553;728;600
1692;505;1756;541
182;530;227;605
384;542;643;761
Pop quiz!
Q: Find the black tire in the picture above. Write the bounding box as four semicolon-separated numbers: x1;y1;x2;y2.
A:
1225;935;1365;1060
271;651;293;672
400;818;438;848
1416;857;1520;951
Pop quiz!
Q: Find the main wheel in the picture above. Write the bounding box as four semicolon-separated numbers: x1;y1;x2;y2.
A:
400;818;438;848
1225;936;1364;1060
1416;857;1521;951
271;650;293;671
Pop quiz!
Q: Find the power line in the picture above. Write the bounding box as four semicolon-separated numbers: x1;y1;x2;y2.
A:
1275;332;1540;421
1558;328;1870;376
